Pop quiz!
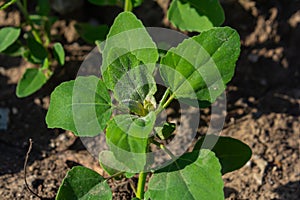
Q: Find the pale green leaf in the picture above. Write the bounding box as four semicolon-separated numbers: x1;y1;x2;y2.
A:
105;112;156;172
0;27;20;52
46;76;112;136
56;166;112;200
53;42;65;65
145;149;224;200
101;12;158;74
16;68;47;98
168;0;224;32
160;27;240;107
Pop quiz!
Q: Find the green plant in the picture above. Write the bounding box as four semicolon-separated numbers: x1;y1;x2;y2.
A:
46;10;251;199
0;0;65;97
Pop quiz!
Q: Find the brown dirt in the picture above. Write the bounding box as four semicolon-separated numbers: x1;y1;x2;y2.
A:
0;0;299;199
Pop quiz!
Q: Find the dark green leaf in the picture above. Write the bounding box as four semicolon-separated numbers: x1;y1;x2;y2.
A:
2;41;25;57
145;149;224;200
53;42;65;65
36;0;50;16
154;122;176;140
105;112;156;172
194;135;252;174
0;0;17;10
0;27;21;52
16;68;47;98
27;37;47;63
75;23;109;44
160;27;240;107
56;166;112;200
101;12;158;74
168;0;224;32
46;76;112;136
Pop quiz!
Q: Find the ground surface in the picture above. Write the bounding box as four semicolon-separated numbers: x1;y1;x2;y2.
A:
0;0;299;199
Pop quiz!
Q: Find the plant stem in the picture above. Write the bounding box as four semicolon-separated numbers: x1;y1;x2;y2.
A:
136;172;147;199
124;0;132;12
16;0;42;44
155;90;175;115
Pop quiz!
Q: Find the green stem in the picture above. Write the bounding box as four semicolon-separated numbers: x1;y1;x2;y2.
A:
155;91;175;115
136;172;147;199
124;0;132;12
16;0;42;43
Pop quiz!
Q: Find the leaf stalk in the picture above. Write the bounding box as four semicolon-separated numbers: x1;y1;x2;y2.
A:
136;171;147;199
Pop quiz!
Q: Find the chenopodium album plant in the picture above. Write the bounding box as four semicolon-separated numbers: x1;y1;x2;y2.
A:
46;12;251;200
0;0;65;97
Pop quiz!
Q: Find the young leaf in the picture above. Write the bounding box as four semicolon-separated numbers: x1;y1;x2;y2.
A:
16;68;47;98
56;166;112;200
27;37;48;63
194;135;252;174
168;0;225;32
105;112;156;172
160;27;240;107
53;42;65;66
145;149;224;200
0;27;21;52
104;51;157;105
0;0;17;10
103;50;141;90
101;12;158;74
46;76;112;136
75;23;109;44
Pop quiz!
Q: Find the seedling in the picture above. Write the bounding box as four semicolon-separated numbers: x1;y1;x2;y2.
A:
46;11;252;199
0;0;65;97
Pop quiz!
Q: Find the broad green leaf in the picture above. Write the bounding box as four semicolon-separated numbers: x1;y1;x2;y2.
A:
154;122;176;140
46;76;112;136
27;37;48;63
160;27;240;107
103;50;141;90
2;42;25;57
101;12;158;74
75;23;109;44
56;166;112;200
0;0;17;10
168;0;224;32
145;149;224;200
99;150;132;175
105;112;156;172
194;135;252;174
104;51;157;108
36;0;50;16
16;68;47;98
0;27;20;52
53;42;65;65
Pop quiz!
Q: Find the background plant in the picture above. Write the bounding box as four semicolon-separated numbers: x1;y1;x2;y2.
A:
0;0;65;98
46;9;252;200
